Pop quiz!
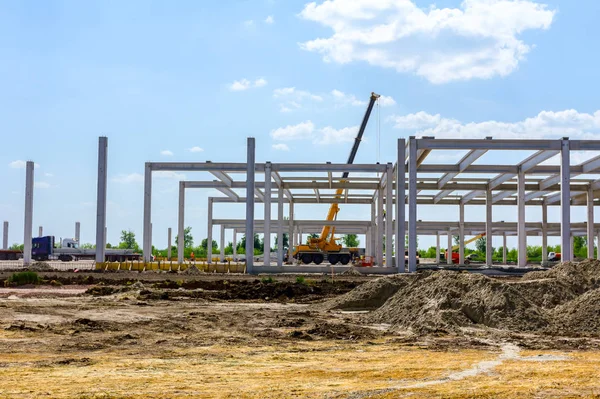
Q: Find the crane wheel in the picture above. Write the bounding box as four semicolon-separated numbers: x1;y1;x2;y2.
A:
328;254;339;265
313;254;324;265
340;254;351;265
301;254;313;264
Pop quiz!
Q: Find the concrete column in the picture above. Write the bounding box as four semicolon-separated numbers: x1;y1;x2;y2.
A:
288;201;294;262
105;226;108;248
75;222;80;244
570;235;574;259
177;181;185;264
486;190;493;266
220;225;225;262
38;226;43;237
517;168;527;267
542;202;548;264
2;221;8;250
263;162;272;266
435;233;440;264
207;197;213;263
408;136;418;272
246;137;256;273
385;163;394;267
142;161;152;262
502;233;507;264
233;229;237;260
96;137;108;263
447;231;452;265
587;186;594;259
396;138;406;272
377;187;384;265
167;227;172;260
23;161;34;266
459;203;465;265
277;186;284;267
365;227;370;259
560;138;571;261
370;201;376;258
597;230;600;261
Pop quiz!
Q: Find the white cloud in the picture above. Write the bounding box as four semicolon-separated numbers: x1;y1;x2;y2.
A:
378;95;396;107
188;146;204;153
331;89;366;106
389;109;600;140
229;78;268;91
299;0;555;84
270;121;315;141
34;182;51;189
317;126;358;145
265;15;274;24
273;87;323;111
244;20;254;27
272;143;290;151
112;173;144;184
44;172;53;177
160;150;174;156
279;105;293;113
155;171;186;180
9;160;40;169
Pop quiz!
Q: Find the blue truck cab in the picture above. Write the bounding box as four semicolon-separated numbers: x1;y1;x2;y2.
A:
32;236;55;261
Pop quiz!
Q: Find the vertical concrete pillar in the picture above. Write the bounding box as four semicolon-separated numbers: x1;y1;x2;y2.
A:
385;163;394;267
177;182;185;264
2;221;8;250
597;230;600;261
570;235;574;259
435;233;440;264
542;201;548;264
207;197;213;264
396;138;406;272
167;227;172;260
486;190;493;266
370;201;376;258
408;137;418;272
560;138;571;261
96;137;108;263
459;203;465;265
38;226;43;237
517;168;527;267
288;201;294;263
75;222;80;244
263;162;272;266
587;186;594;259
246;137;256;273
277;186;284;267
23;161;34;266
220;225;225;262
233;229;237;260
105;226;108;248
447;231;453;265
502;233;507;264
377;187;384;265
142;162;152;262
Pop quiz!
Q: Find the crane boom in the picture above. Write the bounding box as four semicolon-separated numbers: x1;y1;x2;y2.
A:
320;92;380;240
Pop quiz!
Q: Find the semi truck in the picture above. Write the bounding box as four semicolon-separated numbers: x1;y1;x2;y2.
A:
32;236;141;262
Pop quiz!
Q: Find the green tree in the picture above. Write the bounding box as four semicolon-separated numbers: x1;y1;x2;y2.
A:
118;229;139;250
238;233;262;253
453;235;460;246
175;226;194;249
404;235;419;250
80;243;95;249
274;233;289;251
9;243;23;250
342;234;360;248
201;238;218;251
475;237;486;254
306;233;319;243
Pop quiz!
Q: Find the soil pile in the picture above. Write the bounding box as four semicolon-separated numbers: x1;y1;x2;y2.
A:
550;288;600;337
27;262;53;272
326;274;412;310
180;265;204;275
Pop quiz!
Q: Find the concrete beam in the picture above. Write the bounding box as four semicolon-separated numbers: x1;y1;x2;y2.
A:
95;137;108;263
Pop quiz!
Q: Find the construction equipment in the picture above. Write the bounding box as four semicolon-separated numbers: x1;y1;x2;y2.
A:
32;236;141;262
444;233;486;265
293;92;380;265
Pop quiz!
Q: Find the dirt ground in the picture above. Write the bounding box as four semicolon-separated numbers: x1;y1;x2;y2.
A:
1;271;600;398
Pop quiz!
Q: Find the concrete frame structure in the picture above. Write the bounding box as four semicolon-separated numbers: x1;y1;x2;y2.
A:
95;137;108;263
3;221;8;250
23;161;34;266
136;137;600;272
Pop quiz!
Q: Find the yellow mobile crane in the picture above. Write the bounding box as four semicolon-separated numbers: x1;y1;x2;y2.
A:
292;92;380;265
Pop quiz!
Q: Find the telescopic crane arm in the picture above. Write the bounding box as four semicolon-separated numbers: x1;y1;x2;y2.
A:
319;92;380;241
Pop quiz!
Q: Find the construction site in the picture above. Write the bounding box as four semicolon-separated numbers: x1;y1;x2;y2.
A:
1;89;600;397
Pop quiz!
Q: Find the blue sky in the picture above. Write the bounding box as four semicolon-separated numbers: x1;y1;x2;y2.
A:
1;0;600;251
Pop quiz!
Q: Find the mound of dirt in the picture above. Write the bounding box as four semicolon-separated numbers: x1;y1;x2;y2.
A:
340;267;362;276
306;322;375;340
325;274;412;310
550;288;600;337
180;265;204;275
27;262;53;272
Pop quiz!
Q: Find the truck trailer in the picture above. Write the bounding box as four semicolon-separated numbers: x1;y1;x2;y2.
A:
32;236;141;262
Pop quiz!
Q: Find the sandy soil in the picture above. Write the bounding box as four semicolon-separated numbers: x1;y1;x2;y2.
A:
0;273;599;398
